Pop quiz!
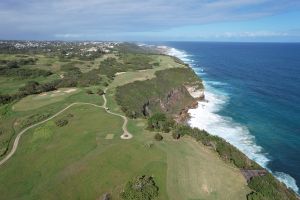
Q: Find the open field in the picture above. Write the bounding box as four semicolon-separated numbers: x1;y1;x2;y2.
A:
0;74;60;95
110;55;186;88
0;104;168;200
0;103;251;200
0;50;250;200
13;88;80;111
0;90;104;157
159;135;250;200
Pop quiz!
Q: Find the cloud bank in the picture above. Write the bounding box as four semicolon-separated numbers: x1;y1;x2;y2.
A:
0;0;299;40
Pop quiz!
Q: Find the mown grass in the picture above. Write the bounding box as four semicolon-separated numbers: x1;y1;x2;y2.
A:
0;90;104;157
0;104;251;200
13;88;80;111
0;105;169;200
110;55;186;88
159;134;250;200
0;49;257;200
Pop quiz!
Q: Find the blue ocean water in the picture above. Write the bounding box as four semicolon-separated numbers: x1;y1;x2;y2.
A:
160;42;300;193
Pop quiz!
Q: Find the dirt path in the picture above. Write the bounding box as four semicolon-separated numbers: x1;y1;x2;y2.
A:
102;88;132;139
0;90;132;166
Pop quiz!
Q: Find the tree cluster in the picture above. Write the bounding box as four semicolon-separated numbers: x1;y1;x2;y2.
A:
147;113;174;133
121;175;159;200
55;119;68;127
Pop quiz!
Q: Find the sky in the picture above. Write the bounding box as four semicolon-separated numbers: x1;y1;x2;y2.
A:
0;0;300;42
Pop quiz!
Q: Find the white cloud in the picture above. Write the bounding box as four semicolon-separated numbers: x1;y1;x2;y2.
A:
215;31;289;38
0;0;299;39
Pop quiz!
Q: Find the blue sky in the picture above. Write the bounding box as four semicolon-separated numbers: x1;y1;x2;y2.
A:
0;0;300;42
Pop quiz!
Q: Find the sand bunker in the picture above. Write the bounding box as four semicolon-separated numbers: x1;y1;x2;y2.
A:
115;72;126;76
105;134;114;139
64;88;77;93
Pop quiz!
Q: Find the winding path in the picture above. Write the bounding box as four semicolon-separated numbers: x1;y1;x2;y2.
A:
0;90;132;166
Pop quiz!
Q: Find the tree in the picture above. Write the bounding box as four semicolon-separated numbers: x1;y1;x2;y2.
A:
20;81;40;94
172;132;180;140
97;88;105;95
147;113;174;132
55;119;68;127
154;133;163;141
121;175;159;200
7;61;19;68
86;90;94;94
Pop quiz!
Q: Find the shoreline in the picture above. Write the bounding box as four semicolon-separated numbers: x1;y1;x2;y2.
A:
158;44;300;194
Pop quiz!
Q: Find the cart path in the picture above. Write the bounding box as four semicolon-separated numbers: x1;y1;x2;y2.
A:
0;91;132;166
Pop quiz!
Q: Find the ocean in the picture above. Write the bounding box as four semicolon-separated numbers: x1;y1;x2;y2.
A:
158;42;300;193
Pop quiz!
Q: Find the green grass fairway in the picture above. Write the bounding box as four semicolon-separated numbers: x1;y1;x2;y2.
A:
110;55;186;88
0;105;168;200
13;88;80;111
158;135;251;200
0;105;250;200
0;53;250;200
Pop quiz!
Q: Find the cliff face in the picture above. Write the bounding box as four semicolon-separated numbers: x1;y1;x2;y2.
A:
116;67;204;119
144;85;204;123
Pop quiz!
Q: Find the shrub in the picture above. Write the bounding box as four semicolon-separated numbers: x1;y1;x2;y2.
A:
55;119;68;127
102;193;111;200
116;68;202;118
86;90;93;94
121;175;159;200
7;61;19;68
154;133;163;141
173;125;260;169
97;88;105;95
0;68;52;78
147;113;174;133
172;132;180;140
21;113;51;129
247;174;298;200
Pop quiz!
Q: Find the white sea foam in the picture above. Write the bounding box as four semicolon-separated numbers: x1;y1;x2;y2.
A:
274;172;299;192
164;46;300;194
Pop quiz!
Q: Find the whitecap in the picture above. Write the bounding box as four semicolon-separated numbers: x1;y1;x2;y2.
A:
163;45;300;194
274;172;299;193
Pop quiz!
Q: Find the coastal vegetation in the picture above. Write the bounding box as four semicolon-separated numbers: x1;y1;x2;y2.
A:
115;67;202;118
121;175;159;200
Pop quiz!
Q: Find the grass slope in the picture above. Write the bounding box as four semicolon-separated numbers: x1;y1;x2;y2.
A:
160;135;250;200
0;103;250;199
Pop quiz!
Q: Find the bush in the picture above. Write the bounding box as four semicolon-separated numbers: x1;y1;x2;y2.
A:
97;88;105;95
102;193;111;200
86;90;93;94
247;174;298;200
55;119;68;127
121;175;159;200
154;133;163;141
116;68;202;118
0;67;52;78
6;61;19;68
147;113;174;133
174;125;260;169
172;132;180;139
21;113;51;129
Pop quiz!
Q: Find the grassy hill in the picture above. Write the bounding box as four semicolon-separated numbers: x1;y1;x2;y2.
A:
0;42;298;200
0;105;250;199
